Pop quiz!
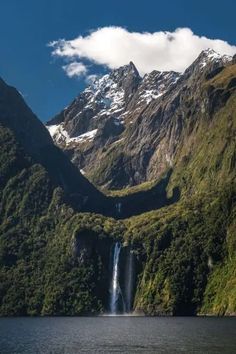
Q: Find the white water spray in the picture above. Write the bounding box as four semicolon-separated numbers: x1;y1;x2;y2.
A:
110;242;121;314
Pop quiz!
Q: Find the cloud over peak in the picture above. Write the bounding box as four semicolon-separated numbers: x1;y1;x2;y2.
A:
50;26;236;77
62;61;87;78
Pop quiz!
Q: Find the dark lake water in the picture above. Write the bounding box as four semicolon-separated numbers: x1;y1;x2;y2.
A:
0;316;236;353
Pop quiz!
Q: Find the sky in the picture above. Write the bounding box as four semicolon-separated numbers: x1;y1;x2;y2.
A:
0;0;235;122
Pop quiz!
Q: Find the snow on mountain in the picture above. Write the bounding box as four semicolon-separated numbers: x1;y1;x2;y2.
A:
195;49;232;69
46;49;232;149
84;73;126;119
46;63;181;145
131;70;180;105
47;123;98;145
46;62;140;143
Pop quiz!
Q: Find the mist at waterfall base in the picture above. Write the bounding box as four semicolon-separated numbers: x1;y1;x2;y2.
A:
109;242;135;315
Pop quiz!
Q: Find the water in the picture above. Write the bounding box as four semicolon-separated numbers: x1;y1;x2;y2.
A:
0;317;236;353
115;203;122;216
110;242;122;314
125;249;134;313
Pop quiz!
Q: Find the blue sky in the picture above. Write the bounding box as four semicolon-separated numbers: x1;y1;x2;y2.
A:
0;0;235;121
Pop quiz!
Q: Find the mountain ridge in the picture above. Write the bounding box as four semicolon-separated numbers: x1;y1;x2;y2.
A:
46;49;234;190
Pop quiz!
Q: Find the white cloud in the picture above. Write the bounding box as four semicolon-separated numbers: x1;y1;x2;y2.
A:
50;27;236;75
62;61;87;78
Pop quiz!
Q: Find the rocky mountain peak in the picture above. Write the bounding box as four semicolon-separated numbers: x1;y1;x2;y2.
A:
46;52;235;186
88;61;141;96
46;62;182;158
110;61;140;80
108;61;141;101
198;48;232;67
47;62;142;144
182;48;233;83
189;48;232;71
122;70;181;114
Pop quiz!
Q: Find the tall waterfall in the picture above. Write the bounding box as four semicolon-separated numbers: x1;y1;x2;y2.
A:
125;249;134;313
110;242;121;314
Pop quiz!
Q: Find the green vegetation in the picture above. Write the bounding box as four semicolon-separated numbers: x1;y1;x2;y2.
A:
0;125;123;315
0;64;236;316
124;184;235;315
104;179;159;197
200;208;236;315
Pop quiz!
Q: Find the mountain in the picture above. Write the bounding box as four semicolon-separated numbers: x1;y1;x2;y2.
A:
0;76;122;315
44;50;236;316
46;49;233;190
46;62;180;188
0;50;236;316
0;76;179;315
0;77;179;218
0;77;112;214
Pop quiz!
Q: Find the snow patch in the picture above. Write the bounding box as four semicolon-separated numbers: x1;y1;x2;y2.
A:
47;124;97;145
199;49;232;69
73;129;98;142
47;124;70;143
141;90;163;104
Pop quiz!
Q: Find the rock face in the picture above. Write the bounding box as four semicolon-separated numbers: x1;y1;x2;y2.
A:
47;49;233;190
47;62;141;143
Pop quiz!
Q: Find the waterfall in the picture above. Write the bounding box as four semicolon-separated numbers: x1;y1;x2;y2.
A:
110;242;122;314
125;249;134;313
109;243;136;314
115;202;122;216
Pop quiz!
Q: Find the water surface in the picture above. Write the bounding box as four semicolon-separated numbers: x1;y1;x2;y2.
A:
0;316;236;353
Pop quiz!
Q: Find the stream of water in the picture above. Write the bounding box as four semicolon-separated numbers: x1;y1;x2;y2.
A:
110;242;122;314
